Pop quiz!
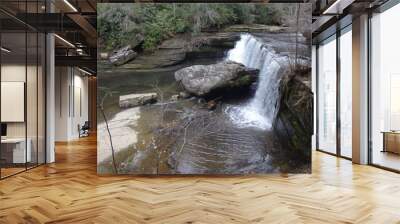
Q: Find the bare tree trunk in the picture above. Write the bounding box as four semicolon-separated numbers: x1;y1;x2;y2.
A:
99;91;118;174
99;106;118;174
295;3;301;72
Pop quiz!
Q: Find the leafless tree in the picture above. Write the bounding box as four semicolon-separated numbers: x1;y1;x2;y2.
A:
295;3;301;71
98;87;118;174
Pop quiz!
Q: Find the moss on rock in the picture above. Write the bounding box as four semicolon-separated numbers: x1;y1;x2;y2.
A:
273;71;313;162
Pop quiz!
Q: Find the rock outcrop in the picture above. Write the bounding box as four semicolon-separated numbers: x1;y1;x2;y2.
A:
121;36;187;69
120;33;240;69
109;46;138;66
225;24;288;33
108;34;144;66
273;72;313;162
195;32;240;48
119;93;157;108
174;61;259;96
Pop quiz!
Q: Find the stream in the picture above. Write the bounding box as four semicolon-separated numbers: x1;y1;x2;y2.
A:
98;33;308;174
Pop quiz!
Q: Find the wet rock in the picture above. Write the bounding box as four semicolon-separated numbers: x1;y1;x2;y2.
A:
121;36;187;69
109;46;137;66
197;98;206;104
174;61;259;96
119;93;157;108
206;100;217;110
273;72;313;162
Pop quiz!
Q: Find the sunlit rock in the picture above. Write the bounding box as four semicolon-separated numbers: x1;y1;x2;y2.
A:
119;93;157;108
174;61;259;96
109;45;137;66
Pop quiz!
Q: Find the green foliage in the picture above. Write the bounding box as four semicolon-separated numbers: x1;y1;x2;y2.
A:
142;5;191;50
98;3;292;52
253;5;282;25
98;4;142;51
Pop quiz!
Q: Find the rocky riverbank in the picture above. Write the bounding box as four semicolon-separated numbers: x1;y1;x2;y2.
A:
103;24;300;69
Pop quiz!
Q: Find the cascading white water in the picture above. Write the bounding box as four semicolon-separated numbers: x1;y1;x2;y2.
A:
225;33;285;130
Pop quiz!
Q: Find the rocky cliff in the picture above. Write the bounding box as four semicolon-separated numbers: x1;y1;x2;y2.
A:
273;71;313;162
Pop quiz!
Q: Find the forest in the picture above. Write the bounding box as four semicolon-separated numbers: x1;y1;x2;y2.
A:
98;3;311;52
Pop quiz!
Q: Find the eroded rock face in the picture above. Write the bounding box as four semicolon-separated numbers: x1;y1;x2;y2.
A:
273;73;313;162
109;46;137;66
120;33;240;69
225;24;289;33
174;61;259;96
119;93;157;108
192;32;241;48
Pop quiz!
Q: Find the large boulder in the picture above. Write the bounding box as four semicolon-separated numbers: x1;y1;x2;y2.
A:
119;93;157;108
174;61;259;96
109;45;137;66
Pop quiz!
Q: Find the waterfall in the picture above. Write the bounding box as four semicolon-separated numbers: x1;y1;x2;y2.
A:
225;33;285;130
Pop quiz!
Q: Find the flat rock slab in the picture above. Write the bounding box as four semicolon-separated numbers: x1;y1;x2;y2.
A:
119;93;158;108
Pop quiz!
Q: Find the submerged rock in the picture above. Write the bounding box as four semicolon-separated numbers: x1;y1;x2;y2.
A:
174;61;259;96
119;93;157;108
109;46;137;66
